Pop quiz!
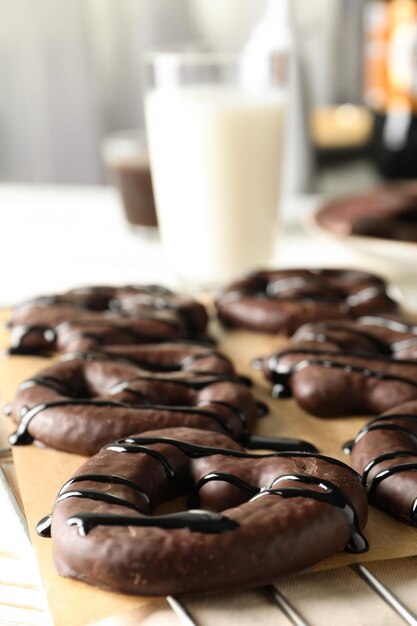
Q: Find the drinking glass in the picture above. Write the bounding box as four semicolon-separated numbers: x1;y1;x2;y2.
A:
145;48;288;289
102;130;158;237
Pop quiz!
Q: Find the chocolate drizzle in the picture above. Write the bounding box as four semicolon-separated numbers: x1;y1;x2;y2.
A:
358;316;416;334
367;463;417;500
256;474;367;553
105;436;338;466
188;470;367;552
9;367;308;453
37;508;239;538
60;348;230;373
111;291;202;333
347;414;417;449
293;321;392;355
38;435;365;552
67;510;239;537
243;434;317;453
188;471;259;506
9;400;134;446
9;398;242;446
61;473;151;509
218;277;387;308
56;315;183;349
363;451;417;487
18;375;78;397
9;371;253;446
57;488;145;513
108;371;252;392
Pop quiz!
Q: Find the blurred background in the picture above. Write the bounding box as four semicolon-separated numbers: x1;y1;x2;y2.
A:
2;0;417;304
0;0;401;192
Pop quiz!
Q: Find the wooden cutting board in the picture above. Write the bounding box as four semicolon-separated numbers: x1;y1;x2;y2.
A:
1;309;417;626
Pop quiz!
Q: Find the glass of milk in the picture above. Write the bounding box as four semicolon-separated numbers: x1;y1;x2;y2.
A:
145;48;288;290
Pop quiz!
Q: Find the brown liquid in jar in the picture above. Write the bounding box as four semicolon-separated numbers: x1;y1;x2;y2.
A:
112;159;158;228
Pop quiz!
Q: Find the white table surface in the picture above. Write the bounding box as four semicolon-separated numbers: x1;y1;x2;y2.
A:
0;182;399;307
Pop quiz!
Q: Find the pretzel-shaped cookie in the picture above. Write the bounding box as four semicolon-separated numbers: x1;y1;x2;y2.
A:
7;352;258;455
7;285;208;355
260;348;417;417
37;427;368;595
216;269;398;334
346;399;417;526
8;351;314;456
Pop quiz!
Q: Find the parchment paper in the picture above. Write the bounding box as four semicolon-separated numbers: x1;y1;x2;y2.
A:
1;309;416;626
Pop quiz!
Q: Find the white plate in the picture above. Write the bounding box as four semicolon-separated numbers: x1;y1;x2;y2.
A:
309;207;417;266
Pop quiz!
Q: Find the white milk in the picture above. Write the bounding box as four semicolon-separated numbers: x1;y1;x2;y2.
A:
145;85;286;287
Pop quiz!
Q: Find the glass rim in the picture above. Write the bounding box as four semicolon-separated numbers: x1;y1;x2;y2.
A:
145;46;240;66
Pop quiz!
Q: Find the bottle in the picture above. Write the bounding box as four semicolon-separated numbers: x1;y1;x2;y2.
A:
363;0;417;178
240;0;314;193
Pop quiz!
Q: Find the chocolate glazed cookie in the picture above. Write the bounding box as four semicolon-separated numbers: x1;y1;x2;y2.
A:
290;317;417;360
346;399;417;526
7;285;209;355
216;269;398;334
37;427;368;595
260;348;417;417
7;352;313;456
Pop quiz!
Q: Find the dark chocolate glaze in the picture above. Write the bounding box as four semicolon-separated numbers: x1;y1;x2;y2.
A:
111;291;201;333
108;372;252;392
61;351;148;368
37;515;53;538
363;451;417;487
62;473;151;507
256;400;269;417
347;414;417;450
367;463;417;501
57;488;145;513
60;347;230;373
243;434;317;453
219;281;385;307
57;318;180;348
358;316;416;333
257;473;367;553
105;435;362;479
188;471;259;506
18;375;79;397
294;321;393;355
67;510;240;537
